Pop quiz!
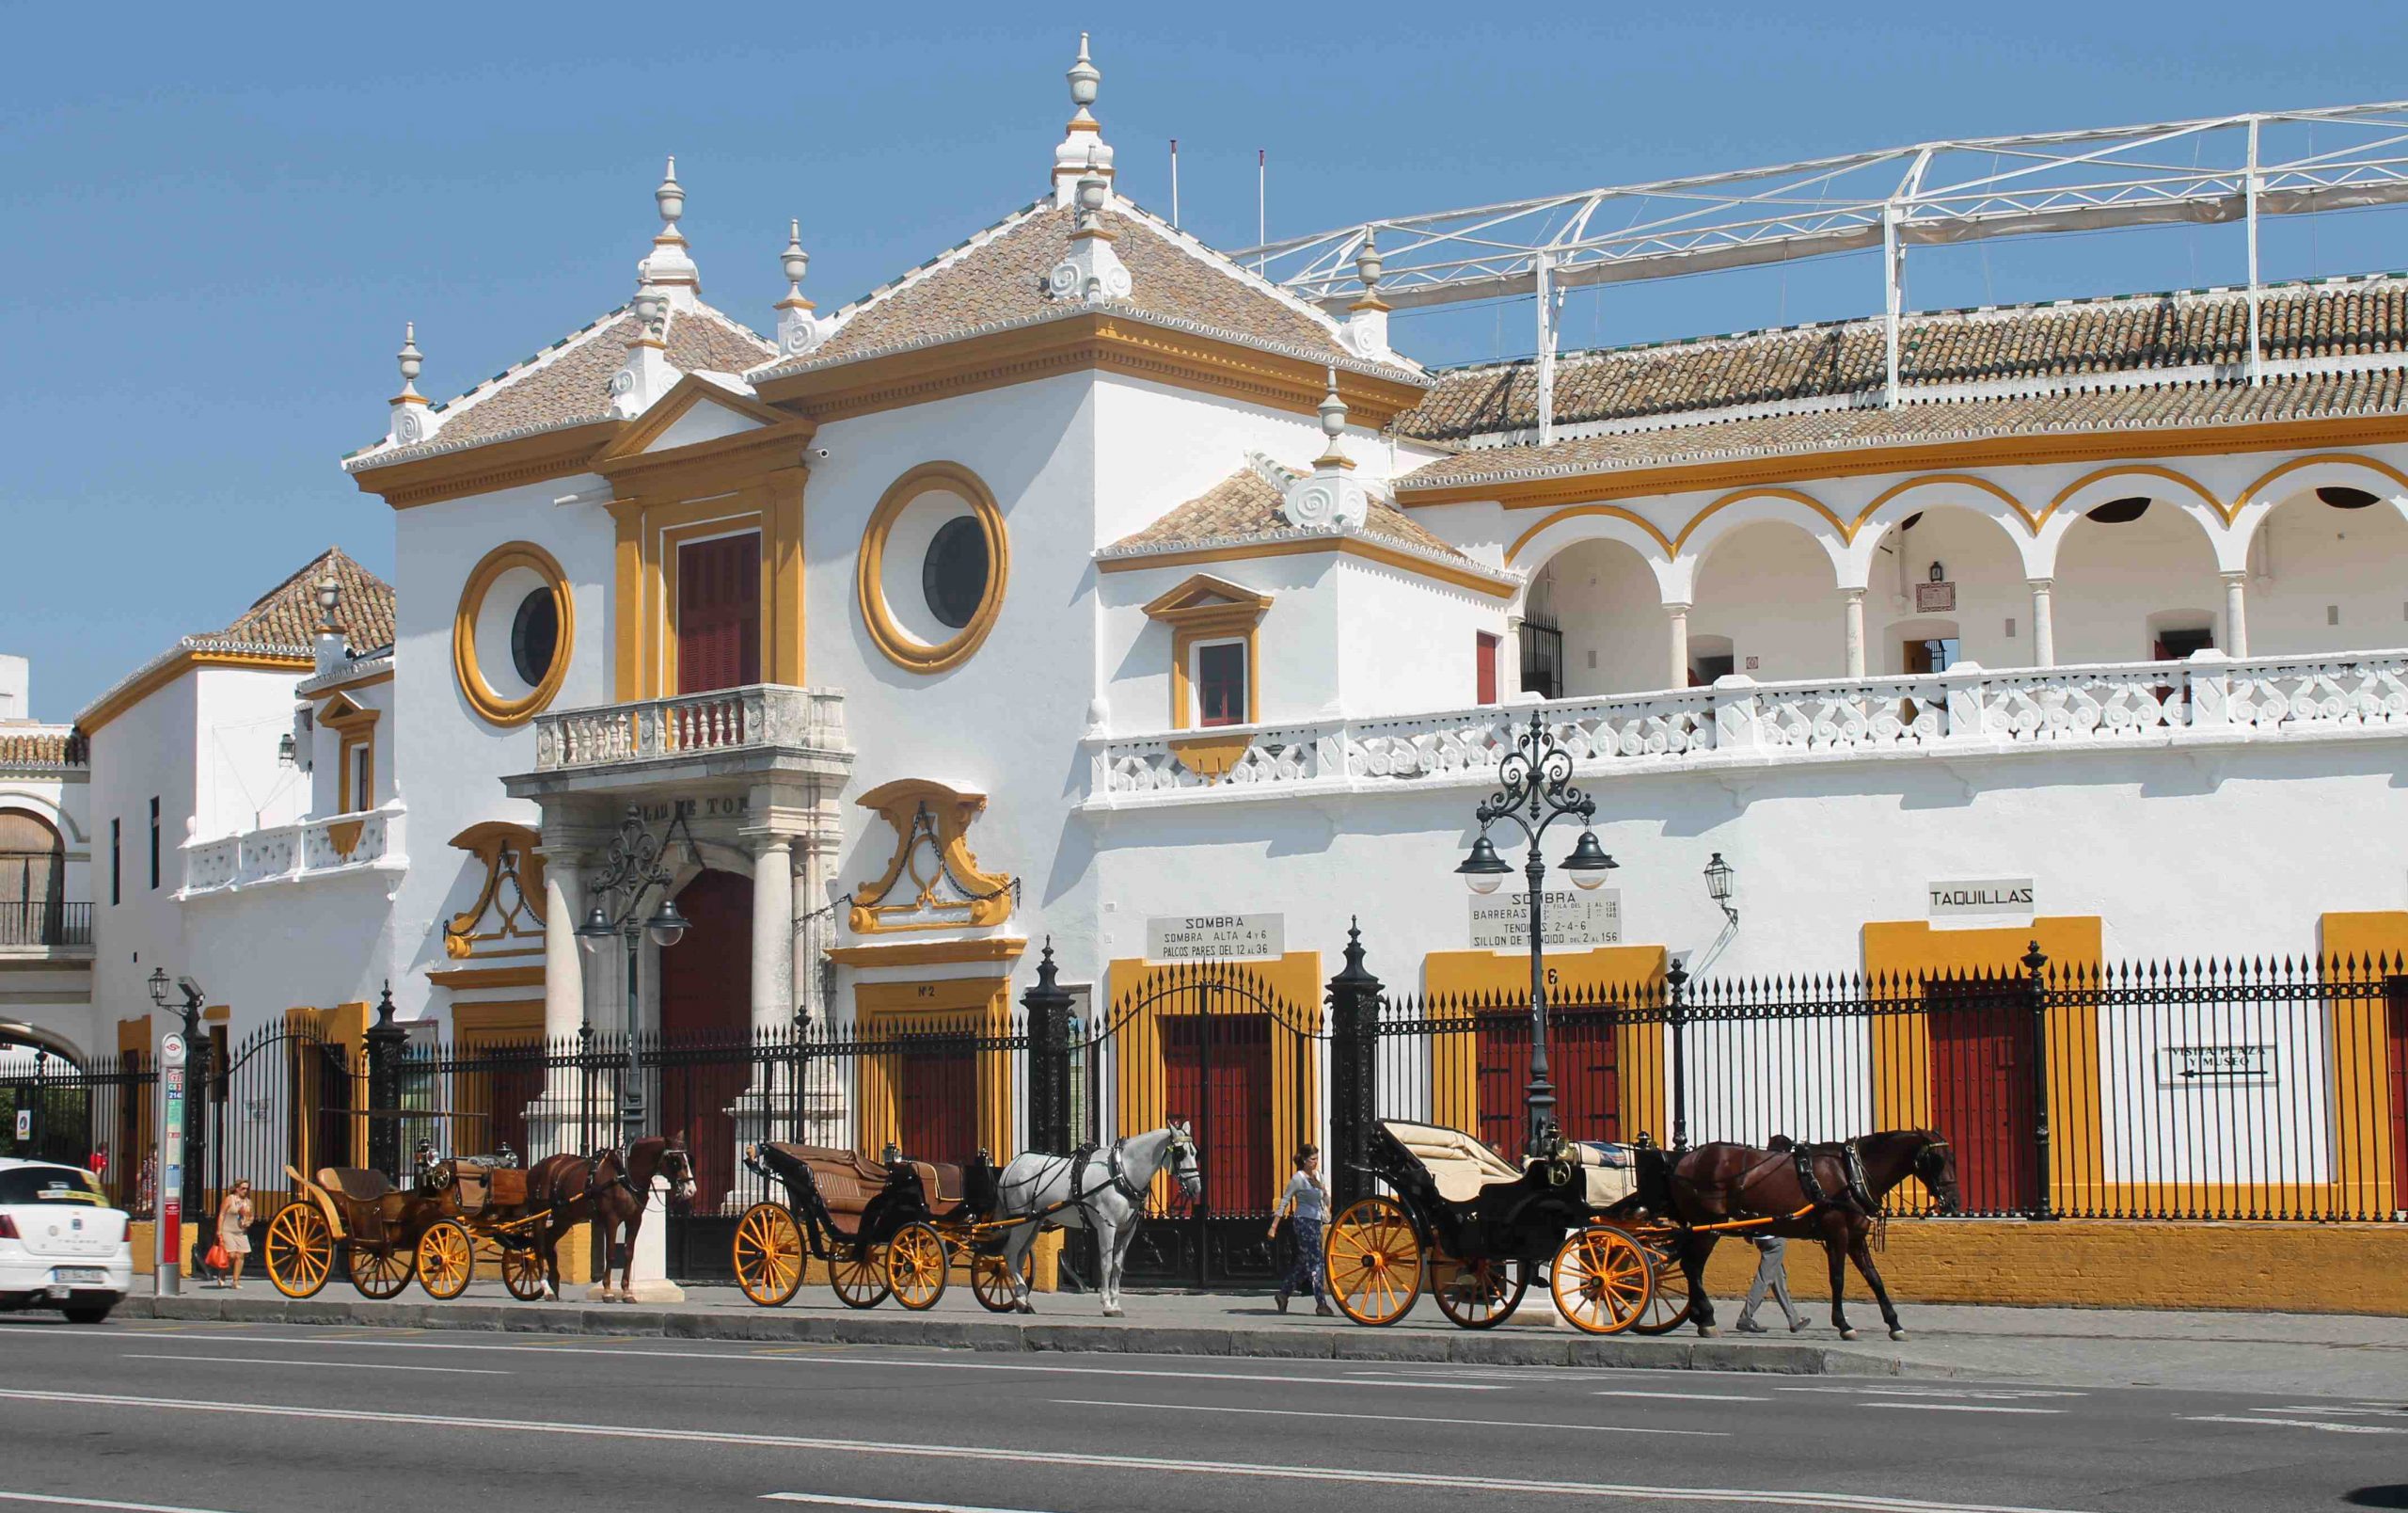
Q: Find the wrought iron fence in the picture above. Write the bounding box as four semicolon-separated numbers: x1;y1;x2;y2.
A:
0;899;91;947
0;1050;154;1211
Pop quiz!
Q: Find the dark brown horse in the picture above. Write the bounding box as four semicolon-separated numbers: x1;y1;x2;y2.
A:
525;1135;697;1301
1662;1129;1958;1341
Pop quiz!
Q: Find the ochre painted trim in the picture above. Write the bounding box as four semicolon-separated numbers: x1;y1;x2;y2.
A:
320;695;380;844
1101;534;1518;600
1854;472;2038;534
306;668;393;696
452;999;544;1041
2318;911;2405;1220
595;374;806;470
857;462;1009;675
853;978;1017;1162
1671;486;1853;551
1397;413;2408;510
353;421;623;510
825;937;1028;967
2043;462;2228;523
753;312;1426;430
452;541;575;727
427;964;547;990
847;780;1015;936
1503;504;1677;565
2235;451;2408;509
79;651;312;735
443;821;547;961
1142;574;1272;731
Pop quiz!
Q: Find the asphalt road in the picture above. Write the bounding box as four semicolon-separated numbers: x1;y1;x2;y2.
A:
1;1316;2402;1513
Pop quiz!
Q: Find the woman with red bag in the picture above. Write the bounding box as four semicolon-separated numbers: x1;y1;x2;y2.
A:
208;1180;253;1289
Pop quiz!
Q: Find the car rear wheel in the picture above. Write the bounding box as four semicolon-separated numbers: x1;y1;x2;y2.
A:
63;1303;114;1325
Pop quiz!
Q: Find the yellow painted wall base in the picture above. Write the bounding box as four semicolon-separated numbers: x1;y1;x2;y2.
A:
1696;1219;2408;1315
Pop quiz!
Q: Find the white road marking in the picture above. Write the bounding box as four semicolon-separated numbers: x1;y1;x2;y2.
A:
2184;1414;2405;1436
1859;1404;2064;1415
765;1497;1056;1513
123;1353;508;1376
1592;1389;1769;1402
1780;1386;2083;1401
2254;1405;2408;1415
0;1387;2101;1513
0;1495;246;1513
1050;1397;1726;1437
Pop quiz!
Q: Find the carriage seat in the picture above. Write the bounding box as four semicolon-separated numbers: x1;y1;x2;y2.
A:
448;1164;530;1211
318;1167;393;1205
905;1160;971;1208
1567;1142;1639;1207
1380;1120;1527;1204
765;1144;891;1220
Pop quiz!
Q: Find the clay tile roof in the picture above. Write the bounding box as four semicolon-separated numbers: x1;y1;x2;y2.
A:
206;547;396;656
1105;460;1482;566
1392;275;2408;446
350;302;774;466
753;200;1420;383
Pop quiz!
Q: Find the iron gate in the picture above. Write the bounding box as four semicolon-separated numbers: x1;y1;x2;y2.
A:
1081;961;1325;1285
201;1024;353;1248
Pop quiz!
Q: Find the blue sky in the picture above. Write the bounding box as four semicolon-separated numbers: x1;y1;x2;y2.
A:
7;1;2405;719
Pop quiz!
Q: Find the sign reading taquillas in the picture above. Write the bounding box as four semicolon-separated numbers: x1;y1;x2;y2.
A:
1927;878;2036;917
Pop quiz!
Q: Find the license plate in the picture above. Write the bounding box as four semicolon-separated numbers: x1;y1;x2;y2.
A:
54;1268;107;1285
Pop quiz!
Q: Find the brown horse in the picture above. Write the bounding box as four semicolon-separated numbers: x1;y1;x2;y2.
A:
525;1135;697;1301
1661;1129;1958;1342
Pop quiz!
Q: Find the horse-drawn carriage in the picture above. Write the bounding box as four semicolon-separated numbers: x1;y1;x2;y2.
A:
732;1142;1024;1312
261;1153;548;1301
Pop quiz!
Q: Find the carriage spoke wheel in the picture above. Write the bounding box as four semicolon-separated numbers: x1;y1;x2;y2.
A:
1432;1252;1527;1330
884;1222;950;1311
1627;1235;1694;1336
971;1248;1029;1314
263;1204;333;1299
416;1219;476;1300
499;1241;548;1301
1324;1196;1422;1327
829;1244;890;1310
348;1241;414;1299
733;1203;805;1308
1548;1226;1653;1336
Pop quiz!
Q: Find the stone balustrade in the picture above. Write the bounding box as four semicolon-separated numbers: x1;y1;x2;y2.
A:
1085;649;2408;806
180;805;406;897
531;684;848;772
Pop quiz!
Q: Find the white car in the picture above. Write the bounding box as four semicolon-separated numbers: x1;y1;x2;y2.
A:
0;1158;132;1323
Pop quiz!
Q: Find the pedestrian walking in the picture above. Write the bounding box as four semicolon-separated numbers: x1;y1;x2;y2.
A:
211;1180;254;1289
1734;1234;1806;1333
135;1145;157;1218
1267;1144;1332;1316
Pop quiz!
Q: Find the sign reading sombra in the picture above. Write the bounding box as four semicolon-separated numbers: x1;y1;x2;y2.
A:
1470;890;1622;950
1927;878;2035;917
1146;914;1285;963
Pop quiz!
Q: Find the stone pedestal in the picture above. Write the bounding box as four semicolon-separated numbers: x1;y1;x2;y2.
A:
588;1178;685;1303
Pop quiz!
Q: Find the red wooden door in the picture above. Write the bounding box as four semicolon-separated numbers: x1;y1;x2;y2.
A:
1477;1009;1619;1157
1161;1012;1270;1215
1476;632;1501;705
895;1043;977;1163
1926;981;2037;1214
655;869;752;1212
676;534;762;695
2386;979;2408;1207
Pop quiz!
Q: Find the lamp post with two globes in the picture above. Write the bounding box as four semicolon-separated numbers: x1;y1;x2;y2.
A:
574;805;692;1153
1455;709;1619;1160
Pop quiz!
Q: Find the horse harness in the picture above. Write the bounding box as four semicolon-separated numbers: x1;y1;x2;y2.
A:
1791;1139;1877;1217
579;1145;646;1202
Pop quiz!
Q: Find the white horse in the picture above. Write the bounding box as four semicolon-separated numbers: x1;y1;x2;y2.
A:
989;1123;1201;1316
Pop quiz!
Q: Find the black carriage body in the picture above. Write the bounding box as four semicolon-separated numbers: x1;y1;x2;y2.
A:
1365;1122;1623;1266
747;1143;998;1259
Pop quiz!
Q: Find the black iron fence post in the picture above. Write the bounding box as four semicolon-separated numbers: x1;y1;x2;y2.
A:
2021;941;2054;1221
1022;940;1074;1155
1666;958;1690;1150
364;981;406;1180
1325;918;1382;1211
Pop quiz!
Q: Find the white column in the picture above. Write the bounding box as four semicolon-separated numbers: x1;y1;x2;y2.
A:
540;852;585;1044
1843;589;1867;678
2028;579;2055;669
793;843;827;1023
1665;602;1691;690
2221;571;2250;659
750;836;794;1036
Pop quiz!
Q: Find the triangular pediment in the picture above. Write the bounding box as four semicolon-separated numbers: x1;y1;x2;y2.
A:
1142;572;1274;622
597;374;802;467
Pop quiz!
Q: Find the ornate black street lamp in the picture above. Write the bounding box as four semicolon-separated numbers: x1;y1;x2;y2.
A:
575;805;692;1151
1456;708;1617;1158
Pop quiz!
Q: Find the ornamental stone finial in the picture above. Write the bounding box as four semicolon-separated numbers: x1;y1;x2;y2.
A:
638;154;701;304
1282;368;1369;531
388;320;442;446
1342;229;1394;361
776;218;824;357
1053;34;1115;207
1044;147;1132;304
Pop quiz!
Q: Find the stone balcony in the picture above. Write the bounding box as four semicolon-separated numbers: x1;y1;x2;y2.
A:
1085;647;2408;808
179;804;408;898
508;684;850;804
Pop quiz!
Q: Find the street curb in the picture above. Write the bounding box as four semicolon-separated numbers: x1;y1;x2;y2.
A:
119;1295;1918;1376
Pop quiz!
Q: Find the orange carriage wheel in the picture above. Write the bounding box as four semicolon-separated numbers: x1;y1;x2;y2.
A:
1431;1252;1528;1330
884;1221;950;1311
971;1244;1029;1314
499;1241;548;1301
829;1243;890;1309
1323;1196;1423;1327
1626;1230;1694;1336
348;1241;414;1300
264;1203;333;1299
416;1219;476;1300
733;1203;805;1308
1548;1225;1653;1335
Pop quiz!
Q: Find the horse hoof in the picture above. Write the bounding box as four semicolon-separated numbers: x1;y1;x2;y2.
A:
1890;1328;1909;1342
1840;1328;1859;1341
1016;1302;1036;1315
1696;1325;1719;1338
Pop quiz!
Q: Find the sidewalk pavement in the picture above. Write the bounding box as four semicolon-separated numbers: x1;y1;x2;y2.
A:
123;1282;2408;1396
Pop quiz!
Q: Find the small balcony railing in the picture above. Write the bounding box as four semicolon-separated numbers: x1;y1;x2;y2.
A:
180;806;406;898
531;684;848;772
0;900;91;948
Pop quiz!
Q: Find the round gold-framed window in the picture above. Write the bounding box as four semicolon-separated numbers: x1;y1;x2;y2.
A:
453;541;574;725
857;461;1009;673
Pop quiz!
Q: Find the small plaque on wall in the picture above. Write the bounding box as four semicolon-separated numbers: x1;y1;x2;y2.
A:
1145;914;1285;963
1916;581;1957;613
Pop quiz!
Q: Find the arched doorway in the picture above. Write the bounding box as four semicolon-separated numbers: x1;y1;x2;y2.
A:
0;809;65;947
656;868;752;1212
1691;519;1840;682
1525;537;1671;695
